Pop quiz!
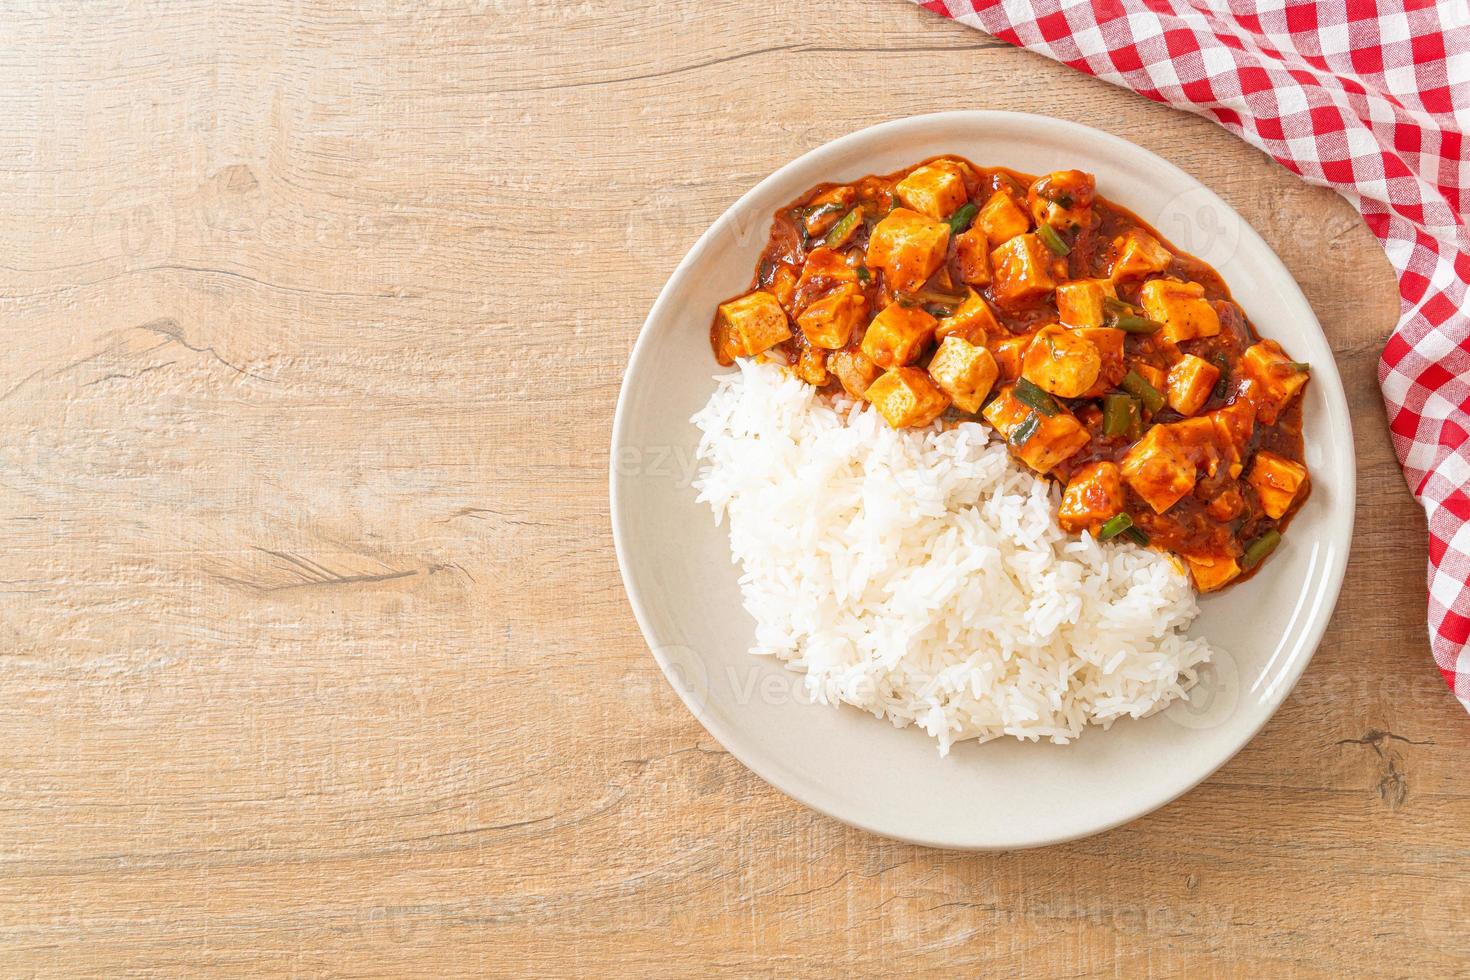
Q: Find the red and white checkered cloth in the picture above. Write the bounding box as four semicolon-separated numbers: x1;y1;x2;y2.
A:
913;0;1470;711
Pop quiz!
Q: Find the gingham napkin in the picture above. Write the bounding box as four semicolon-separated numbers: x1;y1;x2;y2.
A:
912;0;1470;711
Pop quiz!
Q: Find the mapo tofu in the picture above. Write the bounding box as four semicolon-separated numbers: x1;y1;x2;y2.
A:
709;156;1312;592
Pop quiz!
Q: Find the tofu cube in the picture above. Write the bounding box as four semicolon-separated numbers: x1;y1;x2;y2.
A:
895;161;970;219
795;246;859;295
990;330;1034;383
1076;327;1127;398
828;348;882;399
1211;398;1255;450
1247;450;1309;519
1132;361;1167;396
977;190;1031;247
797;282;868;349
953;226;993;287
1011;409;1092;476
1207;485;1245;521
717;291;791;358
981;383;1029;432
927;336;998;413
1241;340;1310;425
793;346;828;386
769;263;799;313
1139;279;1220;343
982;384;1091;474
990;234;1059;308
1120;424;1198;513
1207;400;1256;478
865;208;950;293
1110;229;1174;280
866;367;950;428
1166;354;1222;416
1169;416;1230;479
1027;170;1096;230
1022;324;1102;399
1185;555;1242;592
803;185;857;236
1058;461;1125;534
1055;279;1117;328
935;289;1000;345
861;301;937;368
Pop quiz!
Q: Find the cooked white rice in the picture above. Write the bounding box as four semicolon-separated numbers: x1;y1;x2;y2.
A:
691;359;1213;754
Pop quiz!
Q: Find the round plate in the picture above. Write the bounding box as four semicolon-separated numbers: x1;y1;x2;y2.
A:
611;111;1354;849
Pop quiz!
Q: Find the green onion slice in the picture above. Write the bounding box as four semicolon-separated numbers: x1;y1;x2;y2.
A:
823;208;862;248
1212;353;1231;399
1014;377;1060;416
1036;223;1071;256
1098;513;1134;541
947;203;979;236
1009;412;1040;446
1114;314;1162;334
1241;529;1282;569
912;286;967;307
1103;392;1137;437
1121;369;1165;413
806;202;845;223
1102;297;1159;333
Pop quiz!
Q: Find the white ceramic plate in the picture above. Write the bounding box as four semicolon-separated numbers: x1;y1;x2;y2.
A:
611;111;1354;849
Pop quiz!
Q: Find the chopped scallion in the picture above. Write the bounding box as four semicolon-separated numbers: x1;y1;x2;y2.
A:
1212;353;1231;399
1103;392;1137;437
1009;412;1040;446
1014;377;1060;416
912;286;967;307
1270;360;1311;376
1102;297;1159;333
1241;529;1282;569
947;202;979;236
1036;223;1071;256
1121;369;1165;413
1098;513;1134;541
823;207;862;248
1114;314;1162;334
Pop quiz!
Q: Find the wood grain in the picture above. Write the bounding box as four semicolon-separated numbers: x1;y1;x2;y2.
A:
0;1;1464;976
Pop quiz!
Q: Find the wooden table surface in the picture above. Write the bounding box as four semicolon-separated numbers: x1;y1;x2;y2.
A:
2;1;1466;976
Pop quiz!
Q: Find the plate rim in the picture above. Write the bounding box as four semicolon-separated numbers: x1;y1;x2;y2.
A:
610;109;1356;849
